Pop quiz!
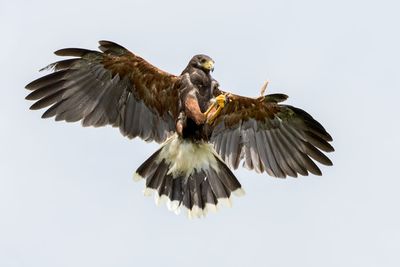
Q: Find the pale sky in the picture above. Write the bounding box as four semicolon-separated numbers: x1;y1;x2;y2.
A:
1;0;400;266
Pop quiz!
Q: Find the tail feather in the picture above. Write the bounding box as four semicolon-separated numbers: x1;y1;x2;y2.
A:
202;181;217;207
134;148;162;180
146;160;168;189
216;157;243;192
171;177;183;204
182;179;192;211
134;134;245;218
159;175;173;199
207;168;229;201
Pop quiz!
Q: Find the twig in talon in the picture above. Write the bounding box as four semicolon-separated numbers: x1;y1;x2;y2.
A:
260;80;269;96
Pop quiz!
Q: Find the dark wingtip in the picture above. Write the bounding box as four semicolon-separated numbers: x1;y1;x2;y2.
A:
29;103;39;110
265;93;289;103
41;108;56;119
324;143;335;152
319;129;333;142
25;79;44;90
54;48;93;57
98;40;128;55
25;78;44;90
320;154;333;166
98;40;126;49
308;163;322;176
25;81;35;90
41;112;51;119
25;92;36;100
98;40;115;46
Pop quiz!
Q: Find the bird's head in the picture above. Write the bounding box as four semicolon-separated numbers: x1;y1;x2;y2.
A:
189;54;215;73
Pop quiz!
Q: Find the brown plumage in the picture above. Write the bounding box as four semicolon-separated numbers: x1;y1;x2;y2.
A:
26;40;179;142
210;91;333;177
26;40;334;218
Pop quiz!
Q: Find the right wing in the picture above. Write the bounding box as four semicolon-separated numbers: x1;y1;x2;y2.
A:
25;40;180;143
209;90;334;178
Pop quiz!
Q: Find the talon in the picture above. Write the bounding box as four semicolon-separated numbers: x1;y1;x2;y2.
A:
215;94;227;108
207;105;223;125
203;102;217;117
205;94;228;124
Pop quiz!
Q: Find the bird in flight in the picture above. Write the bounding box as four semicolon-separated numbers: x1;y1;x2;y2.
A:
25;41;334;218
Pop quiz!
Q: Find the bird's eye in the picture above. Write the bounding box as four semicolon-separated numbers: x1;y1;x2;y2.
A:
201;58;207;63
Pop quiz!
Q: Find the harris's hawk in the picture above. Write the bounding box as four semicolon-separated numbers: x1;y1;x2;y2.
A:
26;41;334;218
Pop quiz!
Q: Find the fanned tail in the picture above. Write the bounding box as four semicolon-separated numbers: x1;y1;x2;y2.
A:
134;134;244;218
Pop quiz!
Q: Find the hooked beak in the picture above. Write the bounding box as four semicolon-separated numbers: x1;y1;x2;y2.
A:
202;60;215;72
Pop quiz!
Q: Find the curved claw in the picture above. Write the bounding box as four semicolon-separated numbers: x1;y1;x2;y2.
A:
215;94;227;108
203;102;216;117
207;105;223;124
205;94;228;125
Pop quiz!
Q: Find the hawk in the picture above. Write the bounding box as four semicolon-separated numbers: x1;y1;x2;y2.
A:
25;41;334;218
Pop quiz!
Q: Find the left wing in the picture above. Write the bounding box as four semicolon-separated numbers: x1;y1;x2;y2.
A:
209;91;334;178
25;40;179;143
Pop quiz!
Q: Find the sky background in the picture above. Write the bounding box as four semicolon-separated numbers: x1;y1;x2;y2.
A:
1;0;400;266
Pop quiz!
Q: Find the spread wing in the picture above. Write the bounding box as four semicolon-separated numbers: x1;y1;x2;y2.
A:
210;91;334;178
25;40;179;143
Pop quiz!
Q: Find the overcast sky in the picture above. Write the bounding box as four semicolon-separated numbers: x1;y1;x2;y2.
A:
1;0;400;266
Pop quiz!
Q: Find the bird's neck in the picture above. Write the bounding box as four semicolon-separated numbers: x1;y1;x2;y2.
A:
181;66;210;76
